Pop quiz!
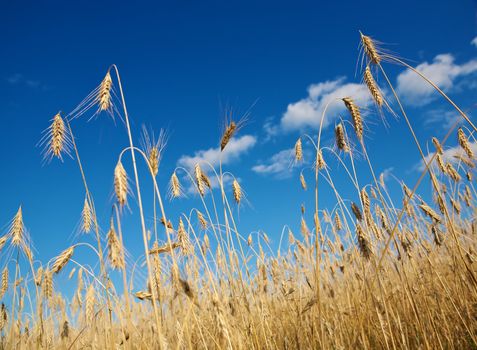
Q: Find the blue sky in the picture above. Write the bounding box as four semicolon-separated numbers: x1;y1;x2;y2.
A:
1;0;477;279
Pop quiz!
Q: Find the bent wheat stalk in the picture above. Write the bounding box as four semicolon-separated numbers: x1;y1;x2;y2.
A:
109;64;163;343
384;56;477;133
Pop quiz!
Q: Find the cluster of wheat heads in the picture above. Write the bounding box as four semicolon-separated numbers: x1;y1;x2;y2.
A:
0;34;476;349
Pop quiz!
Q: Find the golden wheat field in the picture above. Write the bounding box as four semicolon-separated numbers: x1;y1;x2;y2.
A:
1;33;477;350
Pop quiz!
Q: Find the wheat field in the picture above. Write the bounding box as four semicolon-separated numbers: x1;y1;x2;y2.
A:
1;33;477;349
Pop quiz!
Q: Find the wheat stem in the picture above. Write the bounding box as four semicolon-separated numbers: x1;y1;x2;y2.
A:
110;65;163;346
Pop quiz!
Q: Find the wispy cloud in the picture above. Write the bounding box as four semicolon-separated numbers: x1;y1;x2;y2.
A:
7;74;23;84
396;54;477;106
279;77;372;132
422;108;463;130
472;37;477;48
252;147;298;179
262;117;280;142
380;167;394;185
7;73;43;89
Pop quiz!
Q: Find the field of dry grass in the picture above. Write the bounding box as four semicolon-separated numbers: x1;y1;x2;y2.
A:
1;33;477;349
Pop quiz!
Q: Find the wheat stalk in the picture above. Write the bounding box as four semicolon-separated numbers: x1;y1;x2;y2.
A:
43;270;53;301
201;172;212;189
360;33;381;64
436;154;447;174
0;268;8;299
0;236;7;252
0;304;7;331
170;172;182;198
51;247;74;274
85;284;96;320
81;197;92;233
202;233;210;253
148;146;160;176
360;188;372;222
221;122;237;151
48;112;70;160
60;320;69;339
107;219;124;270
35;267;43;286
419;204;442;223
77;268;84;293
364;66;383;107
351;202;363;221
135;291;153;301
98;71;113;112
334;211;342;231
376;205;389;230
300;217;310;238
432;137;444;155
148;241;180;255
335;123;349;152
177;218;193;255
450;198;461;214
194;164;206;196
446;162;461;182
142;127;166;177
431;225;444;246
316;149;326;170
197;210;208;229
114;160;128;206
458;128;474;159
160;217;174;230
232;179;242;204
10;207;24;247
356;224;373;259
300;173;307;191
295;138;303;162
343;97;363;140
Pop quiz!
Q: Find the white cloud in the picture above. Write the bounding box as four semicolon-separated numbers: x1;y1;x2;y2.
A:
379;167;394;185
7;73;22;84
177;135;256;191
177;135;256;170
280;77;372;132
423;109;462;130
396;54;477;106
417;142;477;172
472;37;477;48
252;148;295;178
7;73;42;88
262;117;280;142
